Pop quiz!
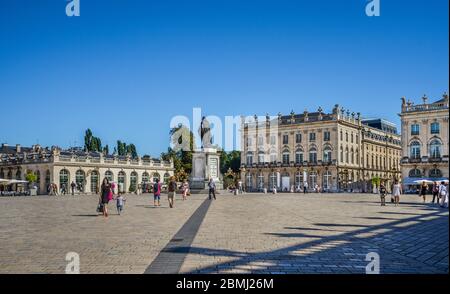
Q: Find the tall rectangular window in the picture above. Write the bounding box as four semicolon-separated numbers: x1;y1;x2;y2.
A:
309;132;316;142
431;122;440;134
258;136;264;145
411;124;420;136
270;135;276;145
283;135;289;145
296;133;302;143
324;131;330;141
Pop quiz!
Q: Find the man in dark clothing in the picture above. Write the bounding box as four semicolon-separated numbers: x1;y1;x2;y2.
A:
208;178;216;200
71;181;76;195
168;177;177;208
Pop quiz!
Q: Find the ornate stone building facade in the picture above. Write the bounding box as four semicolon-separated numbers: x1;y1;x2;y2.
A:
399;93;449;187
0;144;174;194
240;105;402;192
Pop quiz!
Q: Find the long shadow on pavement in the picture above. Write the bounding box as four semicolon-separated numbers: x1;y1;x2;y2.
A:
173;208;448;274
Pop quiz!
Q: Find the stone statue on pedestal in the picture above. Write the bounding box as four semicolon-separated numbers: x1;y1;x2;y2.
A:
190;116;223;193
199;116;213;149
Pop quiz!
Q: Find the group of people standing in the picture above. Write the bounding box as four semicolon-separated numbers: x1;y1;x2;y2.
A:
152;177;195;208
421;181;448;207
379;180;448;208
96;176;216;217
379;180;402;207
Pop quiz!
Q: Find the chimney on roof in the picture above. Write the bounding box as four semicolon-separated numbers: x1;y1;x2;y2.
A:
1;143;8;149
16;144;21;153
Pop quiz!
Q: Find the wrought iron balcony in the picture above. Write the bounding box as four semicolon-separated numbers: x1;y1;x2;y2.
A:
429;157;443;163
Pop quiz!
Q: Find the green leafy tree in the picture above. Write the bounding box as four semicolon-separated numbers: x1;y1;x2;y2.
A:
84;129;102;152
84;129;93;151
220;151;241;174
371;176;381;188
127;144;138;158
25;171;37;184
117;140;126;156
163;124;196;174
116;141;138;158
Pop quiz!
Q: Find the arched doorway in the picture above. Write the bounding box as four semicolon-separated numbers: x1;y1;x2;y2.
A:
59;169;70;192
45;170;51;193
163;173;170;185
16;169;22;180
118;171;126;193
130;171;138;192
257;172;264;191
90;171;99;194
35;170;41;194
245;173;253;191
309;171;317;190
153;172;161;183
105;170;114;182
323;170;332;191
142;172;150;193
75;170;86;193
295;171;303;191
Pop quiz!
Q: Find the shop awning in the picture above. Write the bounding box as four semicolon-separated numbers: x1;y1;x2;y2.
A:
402;177;449;185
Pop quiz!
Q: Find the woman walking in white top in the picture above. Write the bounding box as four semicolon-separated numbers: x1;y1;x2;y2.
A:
438;181;448;208
392;180;402;207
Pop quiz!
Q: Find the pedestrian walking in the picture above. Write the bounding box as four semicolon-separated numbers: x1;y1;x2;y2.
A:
100;178;112;217
182;180;189;201
153;179;161;207
438;181;448;208
137;183;142;195
432;182;440;204
208;177;216;200
116;193;126;215
71;181;76;195
61;183;67;195
168;176;177;208
303;181;308;194
379;182;387;206
420;181;428;203
238;180;243;195
392;180;402;207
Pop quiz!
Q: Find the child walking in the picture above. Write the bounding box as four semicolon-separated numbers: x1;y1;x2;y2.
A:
182;180;189;201
116;193;126;215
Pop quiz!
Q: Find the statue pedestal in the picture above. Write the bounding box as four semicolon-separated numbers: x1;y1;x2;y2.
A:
190;148;223;193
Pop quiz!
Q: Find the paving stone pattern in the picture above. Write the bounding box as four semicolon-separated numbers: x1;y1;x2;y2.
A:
0;192;447;274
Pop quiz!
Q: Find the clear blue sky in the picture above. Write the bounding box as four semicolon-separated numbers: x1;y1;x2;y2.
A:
0;0;448;156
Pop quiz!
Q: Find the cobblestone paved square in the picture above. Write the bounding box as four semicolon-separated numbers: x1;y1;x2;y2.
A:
0;193;448;274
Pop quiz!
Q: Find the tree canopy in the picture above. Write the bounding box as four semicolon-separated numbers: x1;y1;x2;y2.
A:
84;129;102;153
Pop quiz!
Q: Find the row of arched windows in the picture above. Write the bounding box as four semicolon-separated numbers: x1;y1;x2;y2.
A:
245;170;334;190
409;139;442;159
58;169;170;192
